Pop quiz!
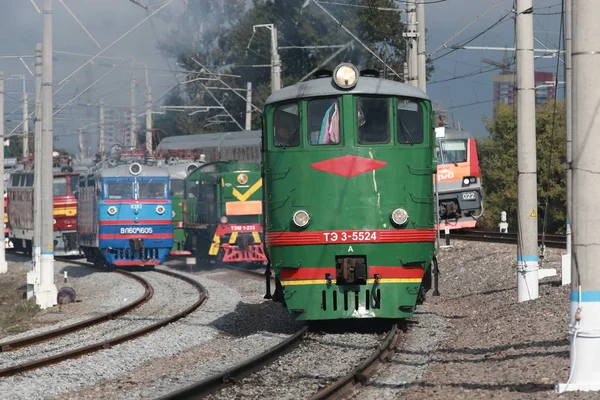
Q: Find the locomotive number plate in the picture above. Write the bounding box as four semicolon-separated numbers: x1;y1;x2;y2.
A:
461;192;477;201
322;231;378;243
230;224;257;232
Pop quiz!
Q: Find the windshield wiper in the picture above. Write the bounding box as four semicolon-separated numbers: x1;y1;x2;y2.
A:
398;118;415;145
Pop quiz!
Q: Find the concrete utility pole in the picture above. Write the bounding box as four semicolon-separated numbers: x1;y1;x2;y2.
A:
245;82;252;130
557;0;600;393
38;0;57;309
515;0;538;302
416;0;427;92
0;73;7;273
145;75;152;157
78;128;84;161
270;26;281;93
99;97;105;160
22;81;29;158
28;43;43;299
130;69;136;147
562;0;573;286
403;0;418;87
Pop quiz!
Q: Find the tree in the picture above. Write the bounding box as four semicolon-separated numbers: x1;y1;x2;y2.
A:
477;101;566;234
159;0;434;134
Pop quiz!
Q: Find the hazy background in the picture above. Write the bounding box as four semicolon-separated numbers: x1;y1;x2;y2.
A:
0;0;563;154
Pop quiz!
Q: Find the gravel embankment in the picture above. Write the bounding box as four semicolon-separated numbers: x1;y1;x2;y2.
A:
0;254;144;340
0;269;194;370
48;264;302;400
400;240;592;400
205;329;387;400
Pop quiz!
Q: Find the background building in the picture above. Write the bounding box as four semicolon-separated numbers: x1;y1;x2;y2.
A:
493;71;556;107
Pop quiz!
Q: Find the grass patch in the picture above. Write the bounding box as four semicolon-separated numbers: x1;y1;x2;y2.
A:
0;279;41;335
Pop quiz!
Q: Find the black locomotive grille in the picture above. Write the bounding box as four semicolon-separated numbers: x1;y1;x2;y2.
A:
321;289;381;312
113;248;160;260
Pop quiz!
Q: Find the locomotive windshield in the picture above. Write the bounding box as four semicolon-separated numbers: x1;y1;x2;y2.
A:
170;179;184;196
273;103;300;147
357;97;389;144
138;181;167;199
53;177;68;196
105;181;134;199
308;98;340;145
397;99;424;144
439;140;467;164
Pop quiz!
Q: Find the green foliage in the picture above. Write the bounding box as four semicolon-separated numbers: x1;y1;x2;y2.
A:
159;0;434;134
477;101;566;233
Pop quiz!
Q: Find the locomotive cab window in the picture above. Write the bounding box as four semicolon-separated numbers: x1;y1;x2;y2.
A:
170;179;184;196
138;181;167;199
273;103;300;148
357;97;389;144
308;98;340;145
53;177;67;196
397;99;424;144
440;140;467;164
105;181;134;199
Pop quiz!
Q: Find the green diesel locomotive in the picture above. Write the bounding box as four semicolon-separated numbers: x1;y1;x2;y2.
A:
263;63;438;321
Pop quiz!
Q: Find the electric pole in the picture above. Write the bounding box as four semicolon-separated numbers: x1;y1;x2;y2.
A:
416;0;427;92
130;69;136;147
22;80;29;159
271;26;281;92
404;0;418;87
245;82;252;130
557;0;600;393
99;97;105;160
145;73;152;158
78;128;84;161
38;0;58;309
0;73;7;274
515;0;538;302
562;0;572;286
29;43;43;300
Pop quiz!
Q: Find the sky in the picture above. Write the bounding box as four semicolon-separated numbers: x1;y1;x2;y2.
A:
0;0;564;155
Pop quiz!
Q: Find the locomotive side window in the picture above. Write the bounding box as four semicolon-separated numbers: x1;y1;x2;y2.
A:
273;103;300;147
308;98;340;145
69;176;79;196
170;179;184;196
138;181;167;199
440;140;467;164
397;99;424;144
105;181;134;199
53;177;68;196
357;97;390;144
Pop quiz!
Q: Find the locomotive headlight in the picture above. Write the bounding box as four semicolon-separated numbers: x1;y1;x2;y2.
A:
107;206;117;216
292;210;310;228
53;219;56;225
220;216;228;224
391;208;409;226
463;178;470;185
156;205;165;215
333;63;359;89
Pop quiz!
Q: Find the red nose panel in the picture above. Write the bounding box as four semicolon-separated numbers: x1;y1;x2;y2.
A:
311;155;387;178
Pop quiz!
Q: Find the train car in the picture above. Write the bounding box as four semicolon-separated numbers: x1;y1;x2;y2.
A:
77;161;173;267
7;166;82;256
183;161;267;265
165;160;202;255
434;126;483;230
262;63;437;321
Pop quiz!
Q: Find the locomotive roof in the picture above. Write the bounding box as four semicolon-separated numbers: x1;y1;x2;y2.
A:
265;76;429;105
156;130;261;151
86;164;170;179
166;161;204;180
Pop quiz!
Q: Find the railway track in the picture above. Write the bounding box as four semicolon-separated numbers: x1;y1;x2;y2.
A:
0;258;153;352
0;259;207;378
160;324;400;400
443;229;567;249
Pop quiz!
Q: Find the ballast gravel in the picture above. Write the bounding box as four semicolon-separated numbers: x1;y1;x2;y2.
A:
205;330;386;400
0;255;144;340
22;264;301;400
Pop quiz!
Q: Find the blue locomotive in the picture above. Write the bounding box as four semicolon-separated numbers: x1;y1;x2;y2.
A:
77;161;173;267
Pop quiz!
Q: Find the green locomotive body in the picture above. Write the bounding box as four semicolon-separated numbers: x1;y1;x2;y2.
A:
183;161;267;265
263;64;437;320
